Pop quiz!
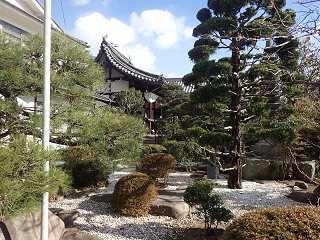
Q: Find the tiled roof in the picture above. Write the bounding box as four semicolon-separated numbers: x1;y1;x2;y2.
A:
96;37;166;85
166;78;195;94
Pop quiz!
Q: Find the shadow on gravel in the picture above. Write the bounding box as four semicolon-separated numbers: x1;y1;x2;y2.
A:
74;198;176;240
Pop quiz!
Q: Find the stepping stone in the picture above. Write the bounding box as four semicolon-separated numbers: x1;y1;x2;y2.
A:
49;208;64;215
70;191;95;199
150;188;194;219
90;193;112;202
57;210;79;227
60;228;101;240
290;190;315;204
190;171;205;179
295;180;308;190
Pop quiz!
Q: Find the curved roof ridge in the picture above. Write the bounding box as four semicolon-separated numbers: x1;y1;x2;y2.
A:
104;40;133;66
100;37;166;84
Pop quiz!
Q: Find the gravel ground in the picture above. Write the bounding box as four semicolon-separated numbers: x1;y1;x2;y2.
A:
49;171;308;240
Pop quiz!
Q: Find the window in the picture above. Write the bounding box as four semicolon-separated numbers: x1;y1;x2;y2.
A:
0;20;28;43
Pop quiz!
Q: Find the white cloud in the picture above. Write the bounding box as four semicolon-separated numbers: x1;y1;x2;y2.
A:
119;44;156;72
69;10;193;74
130;10;193;49
70;12;136;56
70;0;91;6
101;0;114;7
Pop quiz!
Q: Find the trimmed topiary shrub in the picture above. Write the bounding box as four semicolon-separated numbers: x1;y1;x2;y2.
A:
222;205;320;240
140;144;167;159
136;153;177;185
111;172;158;217
62;146;109;190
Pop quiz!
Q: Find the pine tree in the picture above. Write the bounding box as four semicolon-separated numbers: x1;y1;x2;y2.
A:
183;0;302;188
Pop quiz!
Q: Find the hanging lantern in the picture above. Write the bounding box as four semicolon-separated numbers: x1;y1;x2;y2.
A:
144;92;158;103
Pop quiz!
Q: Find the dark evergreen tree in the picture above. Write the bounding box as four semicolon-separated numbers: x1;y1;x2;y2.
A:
155;82;191;141
183;0;302;188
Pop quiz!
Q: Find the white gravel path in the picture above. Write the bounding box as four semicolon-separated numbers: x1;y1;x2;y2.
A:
49;171;308;240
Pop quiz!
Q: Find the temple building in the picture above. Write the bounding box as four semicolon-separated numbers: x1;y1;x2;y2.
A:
95;36;167;129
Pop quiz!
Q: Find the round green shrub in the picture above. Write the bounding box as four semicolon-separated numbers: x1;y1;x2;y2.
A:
111;172;158;217
140;144;167;159
222;205;320;240
62;146;109;190
136;153;177;185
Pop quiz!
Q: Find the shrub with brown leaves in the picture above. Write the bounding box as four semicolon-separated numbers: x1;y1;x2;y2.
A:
222;205;320;240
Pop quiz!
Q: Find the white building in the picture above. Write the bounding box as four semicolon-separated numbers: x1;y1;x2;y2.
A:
0;0;62;41
0;0;88;110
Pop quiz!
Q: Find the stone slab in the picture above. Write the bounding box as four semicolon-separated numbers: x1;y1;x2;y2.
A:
293;161;316;183
242;158;271;180
70;191;96;199
1;210;64;240
290;190;315;204
150;189;193;219
57;210;79;227
60;228;101;240
90;194;112;202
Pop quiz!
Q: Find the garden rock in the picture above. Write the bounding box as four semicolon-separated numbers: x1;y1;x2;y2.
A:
60;228;101;240
71;191;95;199
150;188;192;219
313;185;320;199
254;140;281;157
242;158;270;180
0;211;64;240
295;180;308;190
197;163;210;172
293;161;316;183
90;193;112;202
57;210;79;227
190;171;205;179
290;189;314;204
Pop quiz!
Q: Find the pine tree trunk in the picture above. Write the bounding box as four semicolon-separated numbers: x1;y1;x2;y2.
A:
228;39;243;189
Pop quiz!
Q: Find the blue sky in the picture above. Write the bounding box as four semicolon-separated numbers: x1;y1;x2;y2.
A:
39;0;309;78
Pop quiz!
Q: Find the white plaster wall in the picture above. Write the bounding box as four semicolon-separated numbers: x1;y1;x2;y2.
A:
111;69;124;78
1;0;61;34
111;80;129;92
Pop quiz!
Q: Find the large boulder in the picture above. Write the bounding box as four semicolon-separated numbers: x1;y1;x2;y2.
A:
288;181;318;204
243;158;290;180
150;187;192;219
313;184;320;204
290;189;315;204
0;210;65;240
242;158;271;180
254;140;281;158
292;161;316;183
56;210;79;227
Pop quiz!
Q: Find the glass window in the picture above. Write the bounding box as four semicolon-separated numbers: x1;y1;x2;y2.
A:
2;22;22;36
0;21;28;44
2;32;20;43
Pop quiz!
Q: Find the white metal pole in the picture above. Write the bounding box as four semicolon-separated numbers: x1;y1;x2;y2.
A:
41;0;51;239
